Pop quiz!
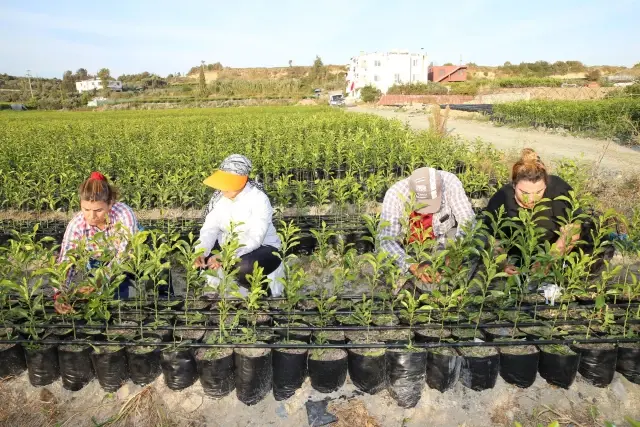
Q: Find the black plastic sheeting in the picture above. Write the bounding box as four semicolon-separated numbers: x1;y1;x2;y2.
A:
272;348;307;401
538;348;581;389
234;349;273;406
385;350;427;408
460;351;500;391
442;104;494;114
347;349;386;394
126;348;161;386
58;345;94;391
308;350;348;393
196;350;235;398
426;349;461;392
24;345;60;386
616;345;640;384
571;344;618;387
0;343;26;378
499;350;539;388
91;347;129;392
161;348;198;391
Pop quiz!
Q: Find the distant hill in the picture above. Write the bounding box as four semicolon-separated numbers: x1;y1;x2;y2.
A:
186;64;347;83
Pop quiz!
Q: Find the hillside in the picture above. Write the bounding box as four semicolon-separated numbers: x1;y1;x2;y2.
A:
186;64;347;83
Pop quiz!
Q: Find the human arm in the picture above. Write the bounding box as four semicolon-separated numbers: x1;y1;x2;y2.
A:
379;185;411;273
445;174;476;239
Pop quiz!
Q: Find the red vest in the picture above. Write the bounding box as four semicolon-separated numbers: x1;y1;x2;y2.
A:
408;211;436;243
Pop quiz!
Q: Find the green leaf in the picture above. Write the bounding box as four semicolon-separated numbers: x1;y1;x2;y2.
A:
595;295;606;309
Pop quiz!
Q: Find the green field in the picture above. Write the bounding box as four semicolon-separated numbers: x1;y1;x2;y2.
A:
0;106;507;213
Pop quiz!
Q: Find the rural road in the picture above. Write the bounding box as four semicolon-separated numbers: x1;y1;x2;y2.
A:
350;106;640;175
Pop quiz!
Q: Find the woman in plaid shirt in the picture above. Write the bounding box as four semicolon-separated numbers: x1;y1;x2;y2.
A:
56;172;139;305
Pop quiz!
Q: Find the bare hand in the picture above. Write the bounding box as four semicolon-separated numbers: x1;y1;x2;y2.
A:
77;286;96;296
504;264;519;276
54;300;74;315
194;256;207;269
206;255;221;270
410;263;441;284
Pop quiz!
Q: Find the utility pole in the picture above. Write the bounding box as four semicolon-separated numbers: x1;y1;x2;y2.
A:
25;70;34;97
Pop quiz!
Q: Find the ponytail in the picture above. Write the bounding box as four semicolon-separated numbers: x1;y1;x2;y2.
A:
79;171;118;203
511;148;548;185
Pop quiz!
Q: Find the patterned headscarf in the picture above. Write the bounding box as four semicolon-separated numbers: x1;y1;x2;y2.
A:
202;154;265;220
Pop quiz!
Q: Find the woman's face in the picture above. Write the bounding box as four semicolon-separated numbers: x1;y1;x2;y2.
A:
514;179;546;209
222;189;243;200
81;200;112;228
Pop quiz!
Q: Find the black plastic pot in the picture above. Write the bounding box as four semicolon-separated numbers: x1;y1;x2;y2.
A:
234;346;273;406
0;343;26;378
348;345;386;395
385;349;427;408
426;348;461;392
161;346;198;391
274;324;312;343
616;343;640;385
196;348;235;398
483;327;526;342
499;346;539;388
24;344;60;387
126;340;162;386
308;349;348;393
538;345;580;389
571;343;617;387
58;343;94;391
415;328;452;343
91;346;129;392
459;347;500;391
272;346;307;401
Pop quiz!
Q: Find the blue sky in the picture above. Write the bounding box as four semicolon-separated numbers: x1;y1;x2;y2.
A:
1;0;638;78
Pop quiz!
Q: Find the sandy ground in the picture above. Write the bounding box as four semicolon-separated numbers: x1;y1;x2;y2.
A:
1;363;639;427
349;106;640;176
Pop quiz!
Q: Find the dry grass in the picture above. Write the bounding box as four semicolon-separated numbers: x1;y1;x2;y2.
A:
428;104;450;137
328;398;381;427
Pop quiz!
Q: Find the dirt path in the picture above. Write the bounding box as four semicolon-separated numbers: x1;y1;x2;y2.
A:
350;106;640;175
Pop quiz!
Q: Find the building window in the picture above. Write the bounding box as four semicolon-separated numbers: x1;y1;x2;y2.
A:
374;75;379;82
412;59;418;66
394;74;401;83
374;60;381;67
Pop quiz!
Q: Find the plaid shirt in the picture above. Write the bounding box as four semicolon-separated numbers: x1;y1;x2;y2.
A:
379;170;475;272
58;202;139;264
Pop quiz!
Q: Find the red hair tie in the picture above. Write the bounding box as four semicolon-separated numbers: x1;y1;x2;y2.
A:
90;171;106;181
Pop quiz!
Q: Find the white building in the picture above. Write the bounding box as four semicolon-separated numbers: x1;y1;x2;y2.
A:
345;50;429;98
75;79;122;93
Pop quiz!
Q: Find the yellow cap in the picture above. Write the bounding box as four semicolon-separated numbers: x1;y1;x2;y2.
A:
203;170;248;191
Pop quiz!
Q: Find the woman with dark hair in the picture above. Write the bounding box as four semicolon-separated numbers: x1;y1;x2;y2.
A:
57;171;139;300
195;154;284;296
483;149;582;275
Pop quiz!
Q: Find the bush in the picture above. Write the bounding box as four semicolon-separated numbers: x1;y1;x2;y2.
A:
492;99;640;143
360;85;382;103
494;77;563;88
387;82;447;95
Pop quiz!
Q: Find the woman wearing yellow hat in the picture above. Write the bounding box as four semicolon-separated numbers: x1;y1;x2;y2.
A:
195;154;284;296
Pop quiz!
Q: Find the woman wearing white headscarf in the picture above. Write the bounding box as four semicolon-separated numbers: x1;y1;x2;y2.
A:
194;154;284;296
